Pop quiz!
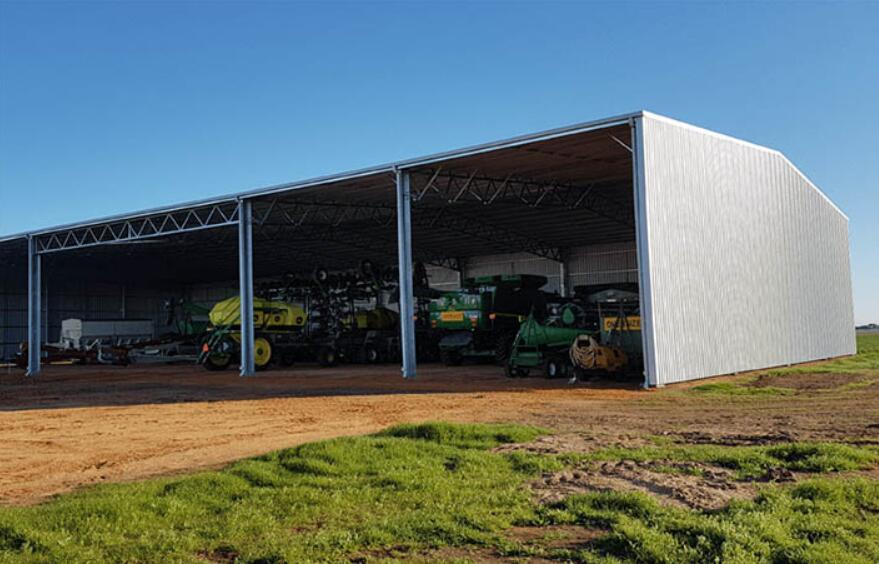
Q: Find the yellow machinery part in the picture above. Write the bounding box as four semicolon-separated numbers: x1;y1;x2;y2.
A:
569;334;628;372
208;296;306;329
254;337;272;368
353;307;399;330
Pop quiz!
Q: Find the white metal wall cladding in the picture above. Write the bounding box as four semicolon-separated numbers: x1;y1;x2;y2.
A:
426;265;460;291
461;244;636;295
567;243;637;288
465;252;563;292
0;274;170;359
640;115;855;385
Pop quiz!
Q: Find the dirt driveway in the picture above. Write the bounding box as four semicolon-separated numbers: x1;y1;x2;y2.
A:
1;363;877;505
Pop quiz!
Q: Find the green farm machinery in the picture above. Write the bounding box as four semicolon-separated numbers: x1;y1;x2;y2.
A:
197;261;439;371
505;290;639;379
505;300;589;378
429;274;548;365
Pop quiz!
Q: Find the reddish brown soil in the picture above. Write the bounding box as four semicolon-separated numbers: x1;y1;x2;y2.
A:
1;362;877;506
748;371;871;390
532;459;757;511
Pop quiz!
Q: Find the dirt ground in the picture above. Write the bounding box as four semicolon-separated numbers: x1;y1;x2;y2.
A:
1;362;877;505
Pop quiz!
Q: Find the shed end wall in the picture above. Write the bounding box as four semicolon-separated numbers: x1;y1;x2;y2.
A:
641;115;855;385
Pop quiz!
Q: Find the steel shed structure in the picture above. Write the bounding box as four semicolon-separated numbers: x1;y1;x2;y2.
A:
637;113;855;385
0;111;855;386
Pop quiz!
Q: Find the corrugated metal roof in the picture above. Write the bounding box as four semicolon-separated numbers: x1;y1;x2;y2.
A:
0;111;640;243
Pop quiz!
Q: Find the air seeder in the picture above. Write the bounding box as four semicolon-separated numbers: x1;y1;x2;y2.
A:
198;296;307;370
197;261;438;371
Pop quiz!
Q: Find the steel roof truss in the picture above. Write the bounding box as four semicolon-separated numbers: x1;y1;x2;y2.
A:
34;201;241;254
410;170;633;227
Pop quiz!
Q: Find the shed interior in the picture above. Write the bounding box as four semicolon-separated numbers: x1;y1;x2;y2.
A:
0;122;639;367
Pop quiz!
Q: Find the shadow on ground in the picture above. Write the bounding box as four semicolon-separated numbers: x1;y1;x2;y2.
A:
0;363;642;411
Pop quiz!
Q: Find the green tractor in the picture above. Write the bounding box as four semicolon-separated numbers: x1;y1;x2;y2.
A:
429;274;548;365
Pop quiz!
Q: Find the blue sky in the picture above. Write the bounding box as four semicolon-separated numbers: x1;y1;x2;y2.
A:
0;1;876;323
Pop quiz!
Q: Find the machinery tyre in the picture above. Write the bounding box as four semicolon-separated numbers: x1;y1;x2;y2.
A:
278;349;296;367
204;353;232;371
254;337;273;370
318;347;338;367
504;364;530;378
441;351;463;366
544;355;567;379
363;345;380;364
313;267;329;284
494;334;514;365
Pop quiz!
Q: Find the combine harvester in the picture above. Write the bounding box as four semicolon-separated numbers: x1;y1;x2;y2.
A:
429;274;548;365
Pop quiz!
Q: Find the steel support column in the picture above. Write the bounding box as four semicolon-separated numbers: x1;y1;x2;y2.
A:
396;169;417;378
26;236;41;376
238;199;255;377
631;117;658;388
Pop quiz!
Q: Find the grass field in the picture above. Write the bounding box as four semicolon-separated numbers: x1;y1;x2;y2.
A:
1;335;877;562
1;421;877;563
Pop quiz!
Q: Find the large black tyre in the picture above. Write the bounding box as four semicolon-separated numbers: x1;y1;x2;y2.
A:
278;349;297;367
313;267;329;284
494;334;514;365
318;347;338;367
504;363;531;378
204;353;232;371
544;355;567;379
363;345;380;364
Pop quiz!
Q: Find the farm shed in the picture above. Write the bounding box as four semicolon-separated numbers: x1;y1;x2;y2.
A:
0;111;855;386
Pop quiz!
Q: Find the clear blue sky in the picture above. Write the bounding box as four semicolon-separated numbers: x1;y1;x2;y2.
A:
0;1;876;323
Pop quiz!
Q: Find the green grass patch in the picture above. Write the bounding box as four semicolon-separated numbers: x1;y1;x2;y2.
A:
770;333;879;376
530;478;879;563
0;422;550;563
375;420;548;449
568;441;878;480
649;464;705;477
688;381;793;396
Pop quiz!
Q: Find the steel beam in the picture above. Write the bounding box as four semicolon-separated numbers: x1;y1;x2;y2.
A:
238;199;256;377
395;169;417;378
26;235;41;376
